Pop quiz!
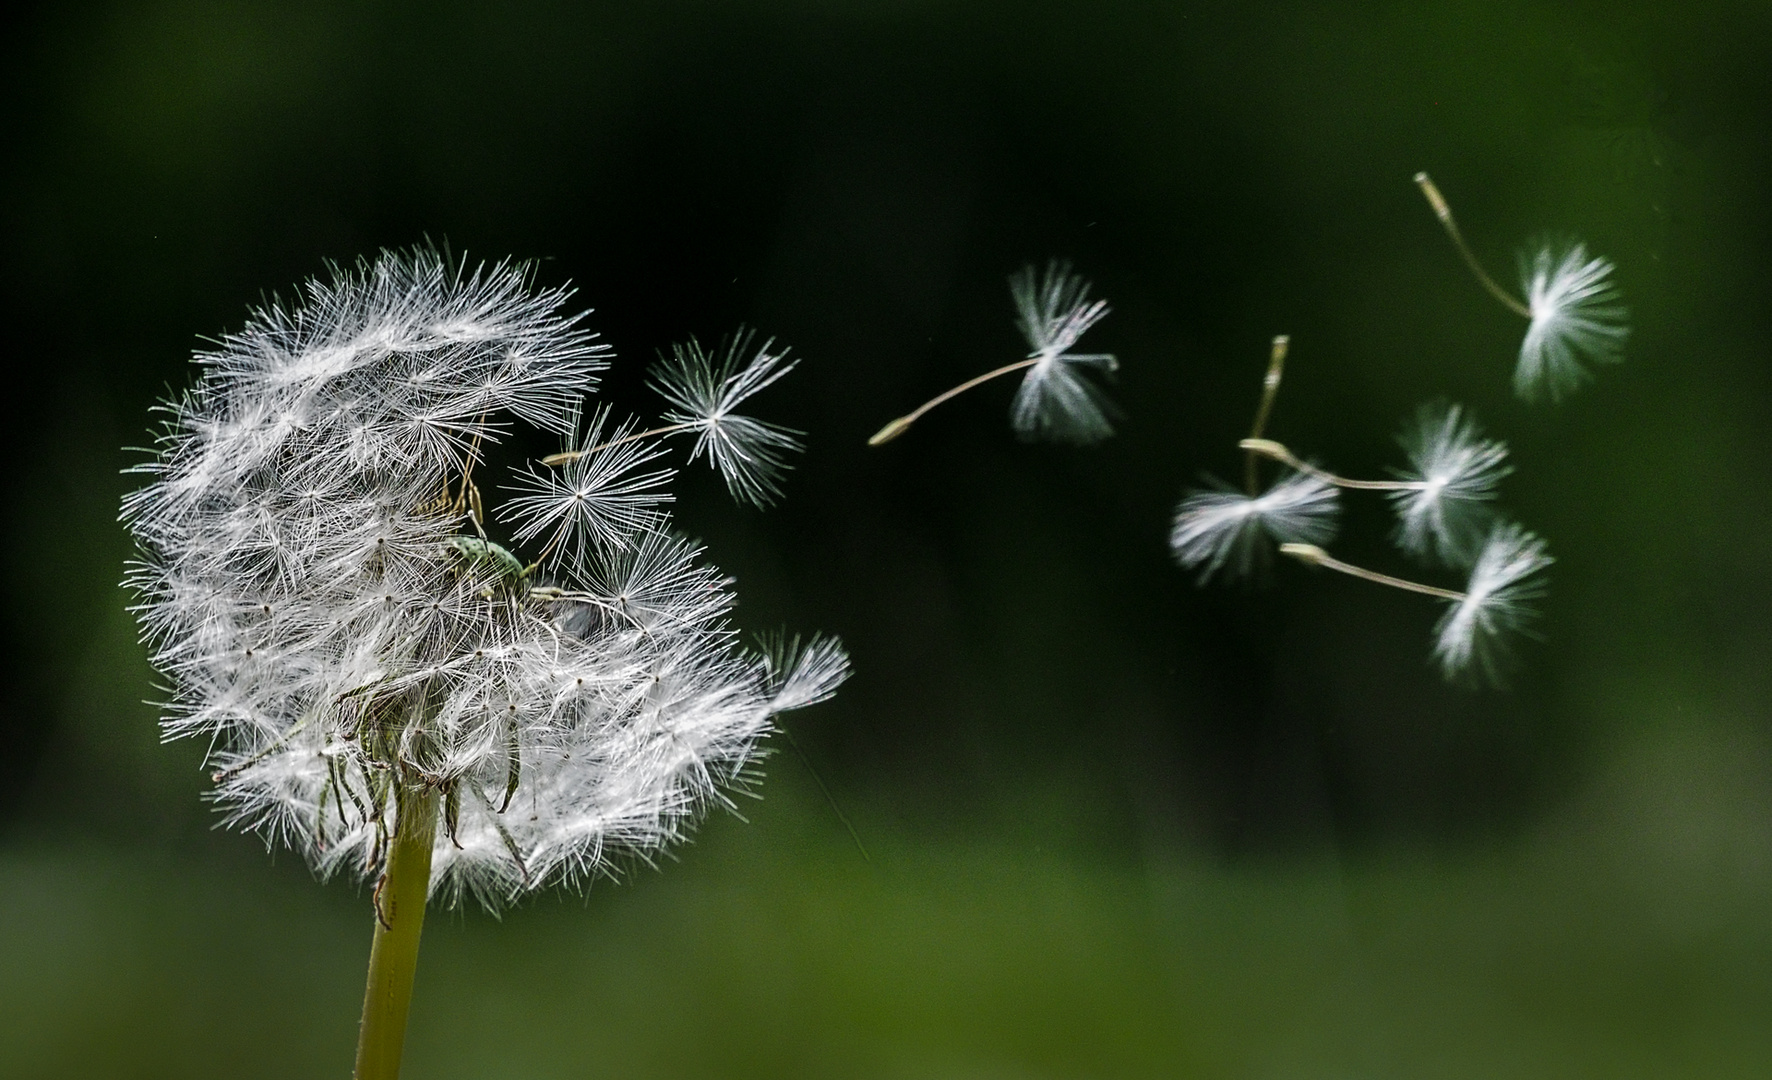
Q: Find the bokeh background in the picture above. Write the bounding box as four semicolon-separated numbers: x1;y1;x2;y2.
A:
4;1;1771;1077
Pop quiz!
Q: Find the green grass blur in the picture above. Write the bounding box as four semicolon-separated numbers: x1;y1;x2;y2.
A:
3;0;1771;1076
5;709;1771;1078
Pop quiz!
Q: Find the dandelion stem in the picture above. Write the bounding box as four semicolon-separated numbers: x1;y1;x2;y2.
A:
541;422;699;466
1280;543;1466;601
1414;172;1532;319
868;357;1040;445
1244;335;1289;494
354;783;439;1080
1238;438;1427;492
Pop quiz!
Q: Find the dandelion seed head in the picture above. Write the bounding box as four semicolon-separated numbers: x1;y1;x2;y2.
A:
1008;261;1119;444
1432;522;1552;684
124;247;847;909
1388;402;1512;566
1170;470;1341;583
1516;240;1628;403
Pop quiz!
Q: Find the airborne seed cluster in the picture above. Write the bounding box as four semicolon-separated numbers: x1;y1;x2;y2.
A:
1163;176;1629;684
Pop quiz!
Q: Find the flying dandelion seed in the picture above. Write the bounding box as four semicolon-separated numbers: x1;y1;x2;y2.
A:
1431;522;1553;683
1415;172;1629;402
1388;401;1512;565
1281;526;1551;687
647;330;804;506
1516;240;1630;402
1006;260;1120;443
868;260;1118;445
1170;471;1341;583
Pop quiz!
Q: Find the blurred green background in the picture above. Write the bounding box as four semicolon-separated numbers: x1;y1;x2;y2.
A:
3;1;1771;1076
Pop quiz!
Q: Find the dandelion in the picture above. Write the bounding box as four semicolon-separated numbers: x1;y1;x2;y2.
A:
1430;522;1552;682
1388;401;1511;564
869;260;1117;445
1281;521;1550;684
122;247;847;1078
1516;240;1629;402
1170;471;1340;582
1415;171;1628;401
1173;336;1338;582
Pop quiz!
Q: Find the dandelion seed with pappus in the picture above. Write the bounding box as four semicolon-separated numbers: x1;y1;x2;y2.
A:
1280;522;1551;686
1515;240;1630;402
1430;522;1553;683
1415;171;1629;401
869;260;1118;445
644;330;803;506
122;247;848;1079
1170;337;1342;584
1170;471;1341;583
1389;401;1512;566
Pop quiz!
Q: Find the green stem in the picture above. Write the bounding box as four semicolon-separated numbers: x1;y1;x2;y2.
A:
353;784;440;1080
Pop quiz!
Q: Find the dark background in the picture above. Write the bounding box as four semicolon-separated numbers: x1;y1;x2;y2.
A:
2;2;1770;1077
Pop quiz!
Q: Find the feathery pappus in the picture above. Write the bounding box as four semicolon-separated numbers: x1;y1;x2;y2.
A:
868;260;1119;446
1388;401;1512;566
1515;240;1629;402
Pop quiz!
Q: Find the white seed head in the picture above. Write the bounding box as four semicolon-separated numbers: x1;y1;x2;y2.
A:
1388;401;1512;566
123;248;847;909
1008;261;1119;444
1516;240;1628;403
649;330;803;507
1170;470;1341;582
1432;522;1552;683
